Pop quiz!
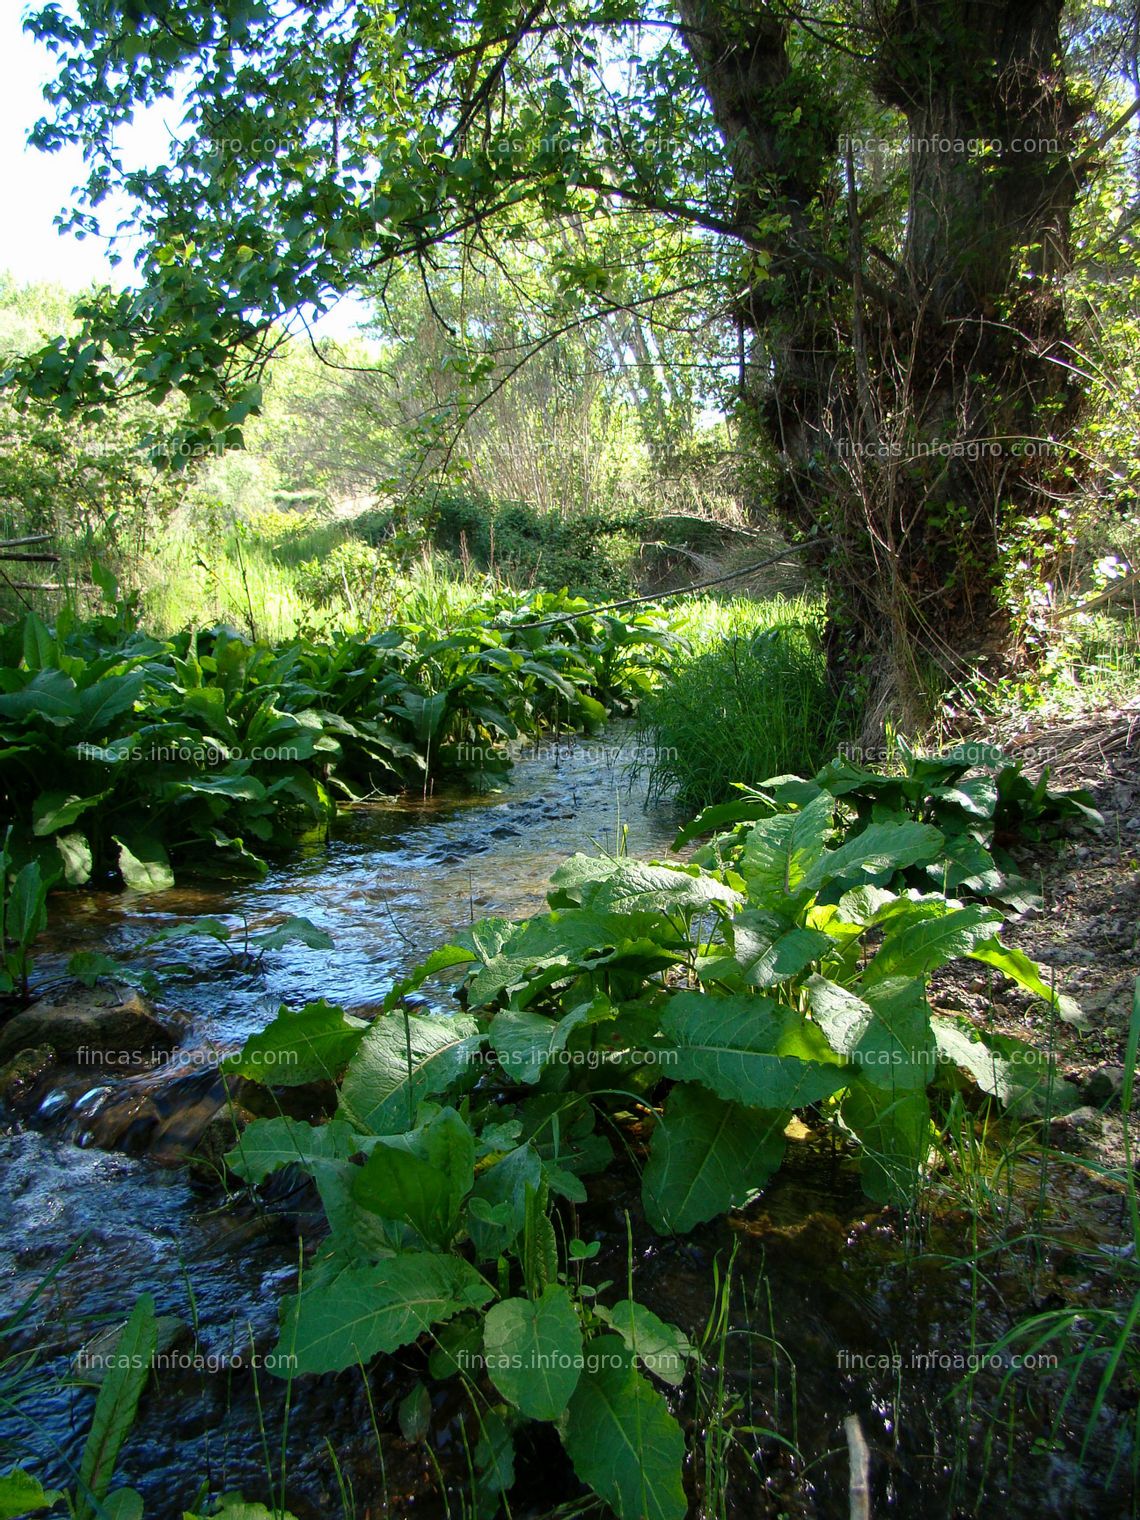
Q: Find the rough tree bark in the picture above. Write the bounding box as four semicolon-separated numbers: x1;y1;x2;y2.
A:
680;0;1081;734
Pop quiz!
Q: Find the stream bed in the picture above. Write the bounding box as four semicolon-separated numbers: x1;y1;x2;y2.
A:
0;729;1133;1519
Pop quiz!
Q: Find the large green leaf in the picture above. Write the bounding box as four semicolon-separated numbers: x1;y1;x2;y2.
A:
32;789;108;837
337;1012;482;1134
76;1295;157;1520
483;1284;583;1420
740;792;834;906
113;834;175;893
353;1108;475;1247
642;1084;788;1234
968;937;1083;1020
660;992;846;1109
797;820;944;895
841;1079;931;1206
224;1116;360;1183
467;1143;543;1260
726;911;832;988
0;1470;63;1519
272;1254;493;1375
931;1018;1063;1112
806;975;935;1092
224;1000;367;1086
671;793;777;850
4;863;47;947
0;669;79;722
489;1004;598;1086
548;855;740;915
55;830;93;886
596;1301;693;1387
464;908;685;1009
561;1334;686;1520
863;903;1003;984
76;671;147;734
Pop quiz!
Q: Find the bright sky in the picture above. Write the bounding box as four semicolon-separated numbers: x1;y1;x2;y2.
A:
0;5;369;340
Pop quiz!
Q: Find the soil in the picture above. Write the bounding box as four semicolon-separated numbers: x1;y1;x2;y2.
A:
942;697;1140;1167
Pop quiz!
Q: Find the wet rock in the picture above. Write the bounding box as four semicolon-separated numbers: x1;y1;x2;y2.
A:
0;985;178;1066
0;1043;55;1106
1047;1105;1106;1151
1081;1065;1126;1107
188;1100;258;1179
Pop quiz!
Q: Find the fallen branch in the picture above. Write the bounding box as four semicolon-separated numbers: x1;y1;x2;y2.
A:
1056;568;1140;619
504;539;831;630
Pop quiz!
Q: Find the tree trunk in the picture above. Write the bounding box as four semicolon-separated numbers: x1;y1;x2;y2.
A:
681;0;1082;735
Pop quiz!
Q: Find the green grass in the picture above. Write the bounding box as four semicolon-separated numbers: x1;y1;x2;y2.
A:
1068;610;1140;704
637;594;842;810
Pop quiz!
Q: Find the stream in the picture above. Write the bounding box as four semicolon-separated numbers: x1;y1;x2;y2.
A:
0;728;1132;1519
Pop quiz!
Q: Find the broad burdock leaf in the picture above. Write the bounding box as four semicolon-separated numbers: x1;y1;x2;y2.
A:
595;1301;694;1386
224;999;367;1086
271;1254;493;1375
660;991;846;1109
468;1143;544;1260
642;1083;788;1234
337;1011;482;1133
561;1334;686;1520
32;789;108;836
483;1285;584;1419
797;819;944;895
113;833;174;892
353;1107;475;1247
546;855;740;915
841;1079;932;1207
806;975;936;1092
740;791;834;906
489;1005;597;1085
863;903;1004;983
968;937;1084;1021
727;911;833;987
225;1116;360;1184
931;1018;1067;1113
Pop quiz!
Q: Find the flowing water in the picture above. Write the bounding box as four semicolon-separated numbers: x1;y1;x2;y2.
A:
0;730;1133;1518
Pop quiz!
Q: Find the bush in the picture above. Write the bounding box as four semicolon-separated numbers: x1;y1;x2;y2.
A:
639;598;840;809
426;489;643;596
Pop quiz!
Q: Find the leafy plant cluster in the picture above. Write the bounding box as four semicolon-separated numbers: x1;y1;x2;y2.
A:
0;588;677;893
217;757;1084;1518
430;490;648;597
0;1292;157;1520
674;737;1102;915
0;830;48;1004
